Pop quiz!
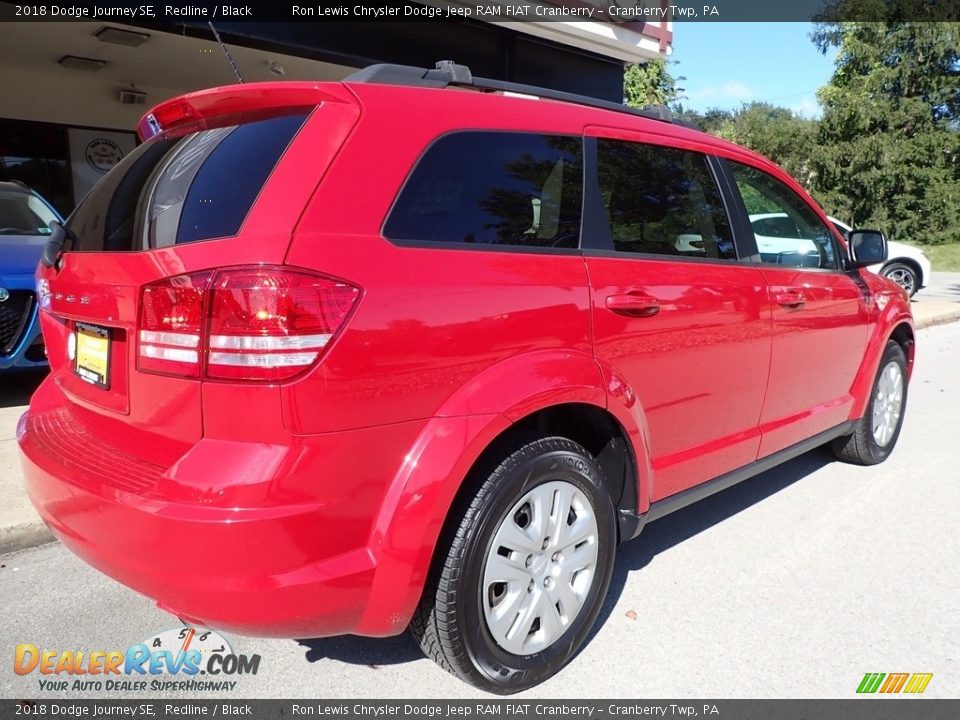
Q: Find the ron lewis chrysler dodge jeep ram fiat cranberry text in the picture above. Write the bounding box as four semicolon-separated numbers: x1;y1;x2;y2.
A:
18;62;914;693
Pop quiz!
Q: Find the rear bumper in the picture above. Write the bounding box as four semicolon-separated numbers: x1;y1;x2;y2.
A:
17;378;430;638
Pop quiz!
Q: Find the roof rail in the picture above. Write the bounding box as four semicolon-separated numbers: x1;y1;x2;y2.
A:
344;60;674;124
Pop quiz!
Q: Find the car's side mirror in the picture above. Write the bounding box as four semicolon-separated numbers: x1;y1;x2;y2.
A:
847;229;888;268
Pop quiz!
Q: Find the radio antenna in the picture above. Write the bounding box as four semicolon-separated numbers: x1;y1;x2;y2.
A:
208;22;244;83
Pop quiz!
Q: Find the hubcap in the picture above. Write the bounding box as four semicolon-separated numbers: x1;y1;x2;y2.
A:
482;480;599;655
884;267;915;295
872;361;904;447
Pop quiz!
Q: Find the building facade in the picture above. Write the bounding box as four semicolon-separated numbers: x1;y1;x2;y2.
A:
0;2;672;215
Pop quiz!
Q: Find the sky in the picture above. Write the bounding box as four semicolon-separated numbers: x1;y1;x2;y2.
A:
669;23;838;117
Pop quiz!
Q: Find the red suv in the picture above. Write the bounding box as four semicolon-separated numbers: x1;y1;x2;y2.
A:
19;62;914;693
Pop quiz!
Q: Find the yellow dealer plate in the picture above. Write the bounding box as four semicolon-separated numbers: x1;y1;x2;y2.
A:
74;323;111;389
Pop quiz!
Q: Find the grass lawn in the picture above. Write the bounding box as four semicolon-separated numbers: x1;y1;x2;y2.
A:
902;242;960;272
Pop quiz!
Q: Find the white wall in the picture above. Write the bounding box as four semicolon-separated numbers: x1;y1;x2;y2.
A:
0;65;184;131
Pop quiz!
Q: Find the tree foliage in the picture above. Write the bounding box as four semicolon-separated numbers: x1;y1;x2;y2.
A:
811;21;960;243
623;59;684;109
622;23;960;247
711;104;820;189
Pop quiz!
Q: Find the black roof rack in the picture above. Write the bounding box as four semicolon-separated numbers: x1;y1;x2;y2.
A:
344;60;675;124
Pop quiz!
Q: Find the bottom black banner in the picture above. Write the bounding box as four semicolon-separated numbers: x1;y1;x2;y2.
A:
4;700;959;720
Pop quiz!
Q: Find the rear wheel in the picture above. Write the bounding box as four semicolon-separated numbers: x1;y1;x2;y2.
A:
881;262;919;297
411;436;617;694
832;340;908;465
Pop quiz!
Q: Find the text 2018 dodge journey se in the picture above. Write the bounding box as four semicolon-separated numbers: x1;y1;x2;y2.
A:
19;62;914;693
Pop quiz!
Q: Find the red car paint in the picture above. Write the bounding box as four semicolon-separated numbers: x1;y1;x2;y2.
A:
19;78;913;639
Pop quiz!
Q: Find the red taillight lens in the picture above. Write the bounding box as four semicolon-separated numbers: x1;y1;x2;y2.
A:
138;271;212;378
207;268;359;381
137;267;359;382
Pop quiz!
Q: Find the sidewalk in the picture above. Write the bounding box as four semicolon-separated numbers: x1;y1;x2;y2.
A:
0;370;48;554
2;295;959;555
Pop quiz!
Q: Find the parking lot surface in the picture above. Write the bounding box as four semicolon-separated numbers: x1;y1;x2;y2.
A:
1;322;958;699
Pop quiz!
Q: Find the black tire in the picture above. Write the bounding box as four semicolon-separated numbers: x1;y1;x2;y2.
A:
880;262;919;298
411;436;617;694
832;340;908;465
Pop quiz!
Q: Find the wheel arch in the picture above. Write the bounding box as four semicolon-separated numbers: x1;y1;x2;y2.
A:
850;315;915;419
459;402;641;543
356;399;643;636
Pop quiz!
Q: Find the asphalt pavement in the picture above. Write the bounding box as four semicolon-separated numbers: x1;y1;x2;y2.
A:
2;322;958;700
923;271;960;302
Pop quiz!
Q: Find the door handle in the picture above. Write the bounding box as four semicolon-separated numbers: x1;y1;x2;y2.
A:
773;290;806;309
605;293;660;317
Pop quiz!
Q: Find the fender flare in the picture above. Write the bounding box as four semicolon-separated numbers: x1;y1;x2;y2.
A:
356;349;649;635
849;302;915;419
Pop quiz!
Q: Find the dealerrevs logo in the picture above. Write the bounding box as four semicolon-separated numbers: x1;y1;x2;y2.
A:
13;628;260;693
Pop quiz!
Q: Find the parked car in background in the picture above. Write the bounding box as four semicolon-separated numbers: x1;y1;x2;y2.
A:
0;181;59;371
828;217;930;298
19;63;915;693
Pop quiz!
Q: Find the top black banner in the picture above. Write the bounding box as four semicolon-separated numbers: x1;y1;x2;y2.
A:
0;0;958;23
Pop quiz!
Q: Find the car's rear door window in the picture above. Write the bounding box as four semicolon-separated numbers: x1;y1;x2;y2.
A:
595;139;736;260
384;132;583;249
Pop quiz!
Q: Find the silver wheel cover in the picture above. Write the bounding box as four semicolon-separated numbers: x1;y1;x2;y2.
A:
872;360;904;447
482;480;599;656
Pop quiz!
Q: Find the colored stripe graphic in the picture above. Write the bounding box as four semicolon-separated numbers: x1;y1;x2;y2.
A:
857;673;885;693
903;673;933;694
857;672;933;694
880;673;909;693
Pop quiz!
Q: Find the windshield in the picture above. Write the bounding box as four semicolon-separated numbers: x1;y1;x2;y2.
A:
0;190;58;236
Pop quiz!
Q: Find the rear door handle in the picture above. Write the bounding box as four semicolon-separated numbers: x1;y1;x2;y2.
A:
773;290;806;309
605;293;660;317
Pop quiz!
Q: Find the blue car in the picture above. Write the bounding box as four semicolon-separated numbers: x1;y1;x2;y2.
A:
0;181;62;372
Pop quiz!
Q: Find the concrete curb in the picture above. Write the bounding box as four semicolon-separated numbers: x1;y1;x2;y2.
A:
0;304;958;557
0;521;54;556
914;307;960;330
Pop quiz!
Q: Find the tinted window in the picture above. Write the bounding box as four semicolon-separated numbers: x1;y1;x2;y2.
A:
385;132;583;248
66;113;306;252
597;140;735;260
731;162;838;270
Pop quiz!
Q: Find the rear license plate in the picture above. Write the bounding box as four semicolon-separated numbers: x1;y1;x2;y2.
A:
74;322;111;389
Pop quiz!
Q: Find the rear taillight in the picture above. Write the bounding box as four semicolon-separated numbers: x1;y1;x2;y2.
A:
138;267;359;382
139;271;211;378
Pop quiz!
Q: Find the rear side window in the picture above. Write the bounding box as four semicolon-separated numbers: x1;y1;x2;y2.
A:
384;132;583;249
67;112;307;252
596;139;735;261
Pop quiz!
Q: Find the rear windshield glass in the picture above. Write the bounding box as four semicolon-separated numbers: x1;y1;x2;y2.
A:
66;112;307;252
384;132;583;249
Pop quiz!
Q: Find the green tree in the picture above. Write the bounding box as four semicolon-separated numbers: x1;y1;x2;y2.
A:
623;58;684;110
812;20;960;244
711;103;820;190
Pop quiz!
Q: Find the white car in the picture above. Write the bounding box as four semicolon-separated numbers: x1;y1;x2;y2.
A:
747;212;931;297
828;217;931;298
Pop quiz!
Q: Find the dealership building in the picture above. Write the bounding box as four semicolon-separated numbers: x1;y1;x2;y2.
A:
0;2;672;216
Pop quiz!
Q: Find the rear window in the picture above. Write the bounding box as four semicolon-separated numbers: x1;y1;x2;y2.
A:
66;112;307;252
384;132;583;249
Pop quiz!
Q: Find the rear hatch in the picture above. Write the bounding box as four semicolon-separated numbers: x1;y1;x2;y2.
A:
35;83;360;467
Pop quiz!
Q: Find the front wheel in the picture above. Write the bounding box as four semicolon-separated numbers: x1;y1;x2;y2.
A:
411;436;617;694
881;262;919;298
832;340;908;465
